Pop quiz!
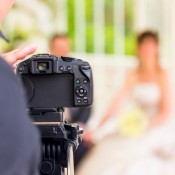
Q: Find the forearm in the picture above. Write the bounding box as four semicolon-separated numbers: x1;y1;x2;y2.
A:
150;112;170;128
150;71;172;128
96;90;129;130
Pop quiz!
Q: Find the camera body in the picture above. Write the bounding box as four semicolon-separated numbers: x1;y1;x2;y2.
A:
17;54;93;109
17;54;93;175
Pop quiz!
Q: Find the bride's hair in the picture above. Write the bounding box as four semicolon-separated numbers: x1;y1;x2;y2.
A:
137;31;159;45
137;30;162;73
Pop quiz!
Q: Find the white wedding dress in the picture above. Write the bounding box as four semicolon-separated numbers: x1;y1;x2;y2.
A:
77;83;175;175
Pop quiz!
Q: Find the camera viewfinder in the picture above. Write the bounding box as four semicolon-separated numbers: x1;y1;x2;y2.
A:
37;62;49;71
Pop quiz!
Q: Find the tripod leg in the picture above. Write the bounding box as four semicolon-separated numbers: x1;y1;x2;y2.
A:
64;145;74;175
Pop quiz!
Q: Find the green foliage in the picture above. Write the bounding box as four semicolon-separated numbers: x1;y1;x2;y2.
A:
104;0;114;54
86;25;94;53
105;0;114;26
67;0;136;55
105;26;114;54
125;0;136;55
0;0;136;56
85;0;94;52
0;27;32;52
67;0;75;51
125;33;136;55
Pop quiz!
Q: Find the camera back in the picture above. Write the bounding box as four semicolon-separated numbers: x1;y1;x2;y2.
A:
17;54;93;109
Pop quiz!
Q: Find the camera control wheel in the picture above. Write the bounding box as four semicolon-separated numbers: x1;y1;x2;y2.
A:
75;86;88;97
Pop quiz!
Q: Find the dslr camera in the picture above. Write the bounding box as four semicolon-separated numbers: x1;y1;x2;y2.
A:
17;54;93;175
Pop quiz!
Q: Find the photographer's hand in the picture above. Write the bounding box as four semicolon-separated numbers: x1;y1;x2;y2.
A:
2;45;37;67
83;129;97;145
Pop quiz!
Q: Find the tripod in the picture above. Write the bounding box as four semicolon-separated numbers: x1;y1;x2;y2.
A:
30;108;83;175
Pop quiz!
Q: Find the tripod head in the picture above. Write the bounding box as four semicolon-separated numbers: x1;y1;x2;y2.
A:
30;107;64;123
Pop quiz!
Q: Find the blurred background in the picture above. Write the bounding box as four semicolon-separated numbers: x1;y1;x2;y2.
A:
1;0;175;174
0;0;175;123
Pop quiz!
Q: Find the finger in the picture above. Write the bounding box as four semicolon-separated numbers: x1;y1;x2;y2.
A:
2;46;37;65
2;49;20;59
9;49;20;54
14;45;37;61
12;64;17;70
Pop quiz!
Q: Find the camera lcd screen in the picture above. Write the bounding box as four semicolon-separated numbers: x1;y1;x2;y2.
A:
22;74;74;108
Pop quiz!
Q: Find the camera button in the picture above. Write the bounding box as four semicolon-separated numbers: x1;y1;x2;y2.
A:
77;99;82;103
18;67;23;72
61;56;75;62
76;79;80;84
59;66;64;71
81;65;90;70
79;89;84;94
83;79;88;84
83;99;88;103
24;62;30;66
67;66;72;71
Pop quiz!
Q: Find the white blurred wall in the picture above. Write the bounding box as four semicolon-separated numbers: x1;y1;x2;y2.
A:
2;0;175;126
73;53;175;127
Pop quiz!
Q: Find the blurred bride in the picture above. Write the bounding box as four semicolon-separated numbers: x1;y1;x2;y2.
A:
77;31;175;175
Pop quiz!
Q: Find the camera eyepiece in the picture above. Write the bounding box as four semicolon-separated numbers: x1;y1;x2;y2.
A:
37;62;49;71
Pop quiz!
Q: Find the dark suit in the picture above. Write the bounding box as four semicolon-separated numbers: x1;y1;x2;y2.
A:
0;57;40;175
